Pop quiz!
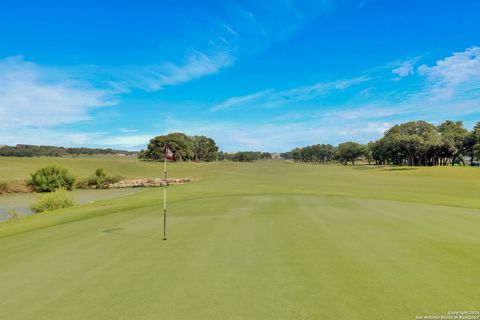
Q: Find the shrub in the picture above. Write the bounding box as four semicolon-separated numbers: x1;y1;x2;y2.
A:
30;187;75;213
29;166;75;192
7;209;20;220
82;168;121;188
0;181;8;193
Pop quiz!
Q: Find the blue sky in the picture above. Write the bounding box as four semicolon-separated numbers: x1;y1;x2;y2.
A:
1;0;480;151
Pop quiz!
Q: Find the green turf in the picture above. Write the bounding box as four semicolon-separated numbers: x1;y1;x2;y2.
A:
0;156;211;182
1;159;480;319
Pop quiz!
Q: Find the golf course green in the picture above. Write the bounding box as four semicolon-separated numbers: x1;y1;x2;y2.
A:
1;158;479;319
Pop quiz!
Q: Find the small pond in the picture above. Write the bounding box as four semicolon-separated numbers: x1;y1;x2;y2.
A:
0;188;146;221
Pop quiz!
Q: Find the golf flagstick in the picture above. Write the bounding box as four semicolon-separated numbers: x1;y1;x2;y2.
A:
163;143;174;240
163;153;167;240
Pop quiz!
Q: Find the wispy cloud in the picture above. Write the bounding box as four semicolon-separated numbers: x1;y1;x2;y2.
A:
0;56;116;129
106;1;339;94
210;89;274;111
118;50;234;92
211;76;370;111
96;134;154;149
0;128;108;148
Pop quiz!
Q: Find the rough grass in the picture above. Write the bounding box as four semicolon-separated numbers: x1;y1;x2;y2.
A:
0;156;209;182
30;187;76;213
0;159;480;319
0;180;32;194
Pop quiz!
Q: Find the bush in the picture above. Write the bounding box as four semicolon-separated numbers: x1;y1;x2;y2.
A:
79;168;121;189
7;209;20;220
30;187;75;213
0;181;7;193
29;166;75;192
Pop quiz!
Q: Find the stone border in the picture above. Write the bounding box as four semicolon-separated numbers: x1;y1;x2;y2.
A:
107;177;198;189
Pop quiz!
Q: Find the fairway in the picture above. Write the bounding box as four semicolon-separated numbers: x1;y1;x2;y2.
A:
1;160;480;319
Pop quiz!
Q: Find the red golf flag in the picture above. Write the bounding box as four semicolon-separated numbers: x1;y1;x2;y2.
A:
164;144;174;160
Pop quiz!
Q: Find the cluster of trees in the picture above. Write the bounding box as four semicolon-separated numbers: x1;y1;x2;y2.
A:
139;133;275;162
282;144;335;163
218;151;272;162
370;120;480;166
139;133;219;161
0;144;134;157
284;120;480;166
282;142;365;165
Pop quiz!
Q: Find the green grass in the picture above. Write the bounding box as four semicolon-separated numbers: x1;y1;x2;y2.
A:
1;158;480;319
0;156;210;182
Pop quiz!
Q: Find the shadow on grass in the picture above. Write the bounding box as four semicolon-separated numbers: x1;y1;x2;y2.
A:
380;167;419;171
102;227;162;240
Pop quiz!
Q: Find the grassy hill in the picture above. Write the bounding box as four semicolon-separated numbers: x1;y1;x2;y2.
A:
1;158;479;319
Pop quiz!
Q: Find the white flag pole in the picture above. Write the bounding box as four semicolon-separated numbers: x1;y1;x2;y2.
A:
163;146;167;240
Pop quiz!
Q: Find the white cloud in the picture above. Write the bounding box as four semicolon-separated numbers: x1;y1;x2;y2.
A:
96;134;153;149
0;129;107;148
117;128;140;133
211;76;369;111
117;50;234;92
0;56;116;129
0;127;151;151
418;46;480;98
210;89;274;111
392;61;414;78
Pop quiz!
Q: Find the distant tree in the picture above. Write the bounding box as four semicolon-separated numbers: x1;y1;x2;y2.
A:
283;119;480;167
464;122;480;166
227;151;266;162
365;142;375;165
473;143;480;164
0;144;133;157
291;148;302;162
336;142;365;165
381;121;441;166
437;120;469;166
143;133;195;161
217;151;226;161
280;150;295;160
141;133;220;162
192;136;219;161
285;144;334;163
138;149;146;160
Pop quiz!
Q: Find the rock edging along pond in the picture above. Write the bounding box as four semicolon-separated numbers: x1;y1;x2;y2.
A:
106;177;198;189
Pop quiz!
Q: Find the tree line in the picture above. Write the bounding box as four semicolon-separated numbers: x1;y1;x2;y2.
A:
0;144;135;157
283;120;480;166
218;151;272;162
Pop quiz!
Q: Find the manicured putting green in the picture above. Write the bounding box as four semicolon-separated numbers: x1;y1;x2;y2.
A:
0;160;479;319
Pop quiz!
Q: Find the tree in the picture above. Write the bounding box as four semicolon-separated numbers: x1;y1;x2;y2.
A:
291;148;302;161
192;136;219;161
217;151;226;161
228;151;268;162
365;142;375;165
143;133;195;161
464;122;480;166
382;121;441;166
336;142;365;165
437;120;469;166
473;144;480;164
